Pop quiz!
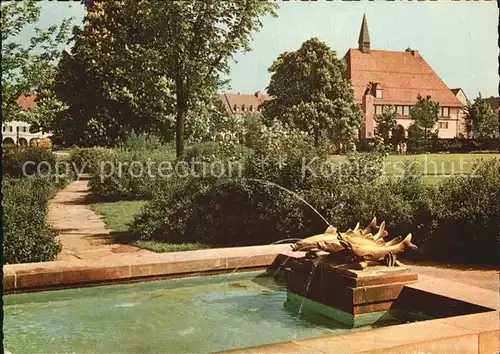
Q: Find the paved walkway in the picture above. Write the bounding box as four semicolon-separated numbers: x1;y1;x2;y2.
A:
407;263;499;292
48;180;151;262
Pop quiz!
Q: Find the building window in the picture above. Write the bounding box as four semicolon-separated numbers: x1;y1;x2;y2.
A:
2;126;5;132
396;106;404;115
375;105;382;115
375;87;383;99
438;122;449;129
441;107;450;117
22;126;27;133
9;126;13;132
403;106;410;116
249;105;254;112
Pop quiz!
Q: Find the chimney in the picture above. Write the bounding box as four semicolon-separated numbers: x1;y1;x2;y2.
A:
406;48;419;57
254;91;260;98
358;14;371;54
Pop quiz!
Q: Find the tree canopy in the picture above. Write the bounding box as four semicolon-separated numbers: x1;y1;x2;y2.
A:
464;94;498;138
261;38;362;145
409;94;440;140
40;0;277;151
1;0;71;123
374;106;397;144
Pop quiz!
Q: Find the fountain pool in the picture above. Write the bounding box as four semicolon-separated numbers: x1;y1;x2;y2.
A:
4;271;436;353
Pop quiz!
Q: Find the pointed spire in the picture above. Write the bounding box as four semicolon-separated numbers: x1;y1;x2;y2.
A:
358;14;371;54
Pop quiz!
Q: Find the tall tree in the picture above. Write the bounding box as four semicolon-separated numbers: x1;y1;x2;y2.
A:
374;106;397;144
409;94;440;140
261;38;363;146
49;0;277;153
464;94;499;138
1;0;71;122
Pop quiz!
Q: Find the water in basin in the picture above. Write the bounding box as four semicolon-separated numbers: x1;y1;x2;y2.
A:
4;271;431;353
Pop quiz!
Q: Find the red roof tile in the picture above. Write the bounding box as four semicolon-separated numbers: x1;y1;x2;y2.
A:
16;94;37;109
345;49;463;107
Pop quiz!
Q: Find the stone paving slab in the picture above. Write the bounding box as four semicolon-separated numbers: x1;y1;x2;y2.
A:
47;180;150;262
408;274;500;311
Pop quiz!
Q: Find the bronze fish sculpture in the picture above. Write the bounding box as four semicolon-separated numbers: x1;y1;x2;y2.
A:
290;218;417;270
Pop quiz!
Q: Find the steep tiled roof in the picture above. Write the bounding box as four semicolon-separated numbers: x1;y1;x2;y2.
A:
345;49;463;107
16;94;37;109
484;96;499;111
218;92;271;114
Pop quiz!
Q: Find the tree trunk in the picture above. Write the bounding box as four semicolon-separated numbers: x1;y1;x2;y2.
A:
313;128;319;147
176;106;186;159
175;69;187;159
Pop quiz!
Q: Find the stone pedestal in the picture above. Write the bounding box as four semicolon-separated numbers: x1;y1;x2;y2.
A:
274;252;418;327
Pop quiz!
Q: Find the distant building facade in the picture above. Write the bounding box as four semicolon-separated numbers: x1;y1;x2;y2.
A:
217;92;271;116
451;88;468;106
2;95;51;146
218;16;467;141
344;15;466;140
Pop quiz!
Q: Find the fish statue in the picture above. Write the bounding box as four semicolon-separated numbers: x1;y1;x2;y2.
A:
290;218;418;270
290;225;340;252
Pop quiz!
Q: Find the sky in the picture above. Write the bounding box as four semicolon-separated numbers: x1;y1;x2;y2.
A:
29;1;498;99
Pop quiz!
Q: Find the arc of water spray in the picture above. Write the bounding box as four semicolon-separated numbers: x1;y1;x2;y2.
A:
207;177;331;227
243;178;332;227
203;178;332;291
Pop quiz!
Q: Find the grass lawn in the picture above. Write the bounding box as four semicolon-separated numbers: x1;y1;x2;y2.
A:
90;200;209;252
330;153;498;184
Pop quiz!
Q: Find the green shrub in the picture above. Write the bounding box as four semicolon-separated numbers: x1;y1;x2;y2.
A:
88;146;176;201
245;121;330;191
322;166;431;239
184;141;252;164
68;147;112;174
130;177;322;245
3;147;56;178
3;177;62;264
242;112;266;149
121;131;169;152
422;159;500;263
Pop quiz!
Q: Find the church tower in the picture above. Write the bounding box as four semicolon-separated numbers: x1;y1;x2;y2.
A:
358;14;371;54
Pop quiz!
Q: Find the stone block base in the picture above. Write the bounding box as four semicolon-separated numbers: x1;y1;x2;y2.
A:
274;252;418;325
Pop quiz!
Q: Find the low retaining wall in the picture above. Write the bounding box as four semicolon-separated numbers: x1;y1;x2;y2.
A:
216;310;499;354
3;244;291;294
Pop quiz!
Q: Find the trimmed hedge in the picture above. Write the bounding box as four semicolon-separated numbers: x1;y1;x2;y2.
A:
3;177;62;264
421;159;500;263
3;147;56;178
68;147;112;174
88;142;251;201
358;138;499;154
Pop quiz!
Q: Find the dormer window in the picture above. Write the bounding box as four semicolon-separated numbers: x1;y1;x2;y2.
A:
233;104;238;112
242;104;246;112
375;84;383;99
249;105;254;112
